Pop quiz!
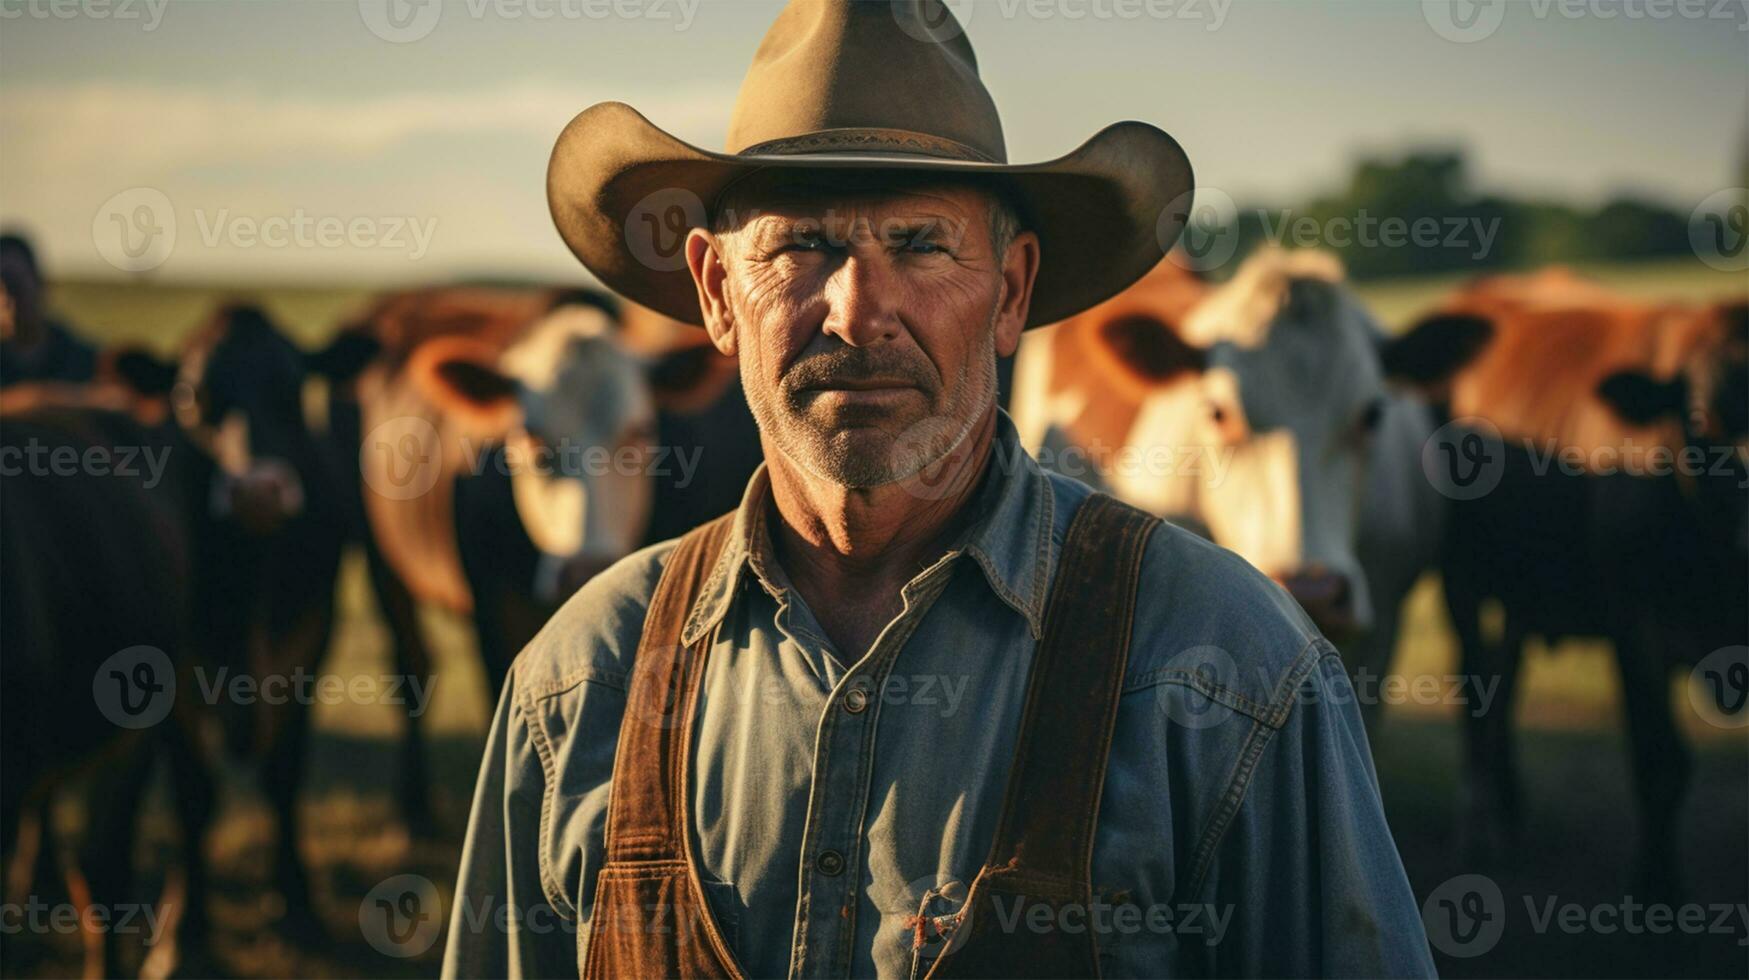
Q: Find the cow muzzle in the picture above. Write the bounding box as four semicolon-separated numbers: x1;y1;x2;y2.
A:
1277;566;1358;639
213;458;306;536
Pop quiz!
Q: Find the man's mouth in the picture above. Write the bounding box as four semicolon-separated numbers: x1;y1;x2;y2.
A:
801;375;921;394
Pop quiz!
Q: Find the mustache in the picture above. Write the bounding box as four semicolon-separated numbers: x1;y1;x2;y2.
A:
782;344;938;396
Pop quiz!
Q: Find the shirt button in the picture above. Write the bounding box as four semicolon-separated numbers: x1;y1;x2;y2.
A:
842;686;870;714
815;849;846;876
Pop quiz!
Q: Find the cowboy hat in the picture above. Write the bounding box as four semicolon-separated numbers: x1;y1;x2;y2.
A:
547;0;1194;329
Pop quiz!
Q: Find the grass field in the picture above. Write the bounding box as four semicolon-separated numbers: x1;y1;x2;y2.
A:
9;257;1747;978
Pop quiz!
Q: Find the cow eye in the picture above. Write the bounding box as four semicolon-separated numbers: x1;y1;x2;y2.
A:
1358;398;1385;435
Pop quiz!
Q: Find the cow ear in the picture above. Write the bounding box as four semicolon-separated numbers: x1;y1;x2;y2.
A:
109;348;180;396
305;330;381;381
1097;314;1207;384
1597;371;1687;426
1379;313;1493;388
409;336;521;434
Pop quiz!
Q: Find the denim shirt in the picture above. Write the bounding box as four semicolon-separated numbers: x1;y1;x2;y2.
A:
443;414;1435;979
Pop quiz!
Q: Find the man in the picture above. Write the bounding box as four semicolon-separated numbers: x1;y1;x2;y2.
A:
0;232;99;387
445;2;1433;976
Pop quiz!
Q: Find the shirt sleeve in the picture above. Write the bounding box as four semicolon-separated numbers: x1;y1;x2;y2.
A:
1195;650;1437;978
441;667;579;980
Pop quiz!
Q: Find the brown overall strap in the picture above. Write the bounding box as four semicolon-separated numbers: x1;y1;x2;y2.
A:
927;491;1160;979
602;511;736;863
584;512;742;980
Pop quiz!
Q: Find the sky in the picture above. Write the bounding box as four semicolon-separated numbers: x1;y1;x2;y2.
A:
1;0;1745;284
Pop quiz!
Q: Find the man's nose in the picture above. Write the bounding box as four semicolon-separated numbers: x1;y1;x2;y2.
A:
822;253;902;347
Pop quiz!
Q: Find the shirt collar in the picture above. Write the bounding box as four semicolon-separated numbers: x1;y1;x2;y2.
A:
680;409;1057;646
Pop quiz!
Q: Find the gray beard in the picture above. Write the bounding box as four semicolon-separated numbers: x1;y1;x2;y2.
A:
747;319;997;489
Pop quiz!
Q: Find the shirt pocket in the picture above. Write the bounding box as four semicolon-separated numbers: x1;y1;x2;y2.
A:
698;876;742;955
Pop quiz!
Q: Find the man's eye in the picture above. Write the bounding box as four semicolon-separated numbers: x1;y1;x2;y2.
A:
905;240;944;255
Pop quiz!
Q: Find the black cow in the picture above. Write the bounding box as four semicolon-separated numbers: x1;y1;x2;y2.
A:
0;303;376;974
1436;293;1747;894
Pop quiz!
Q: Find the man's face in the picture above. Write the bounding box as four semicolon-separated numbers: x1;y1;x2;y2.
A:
691;180;1032;487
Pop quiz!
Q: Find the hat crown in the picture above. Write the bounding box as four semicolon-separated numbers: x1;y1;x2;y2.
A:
726;0;1008;163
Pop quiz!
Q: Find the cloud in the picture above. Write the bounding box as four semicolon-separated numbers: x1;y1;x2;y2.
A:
1;78;733;178
0;79;734;279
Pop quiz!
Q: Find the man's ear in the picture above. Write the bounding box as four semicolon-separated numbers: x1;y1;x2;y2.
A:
1597;370;1688;426
994;230;1041;358
1379;313;1493;389
408;336;522;435
686;227;737;357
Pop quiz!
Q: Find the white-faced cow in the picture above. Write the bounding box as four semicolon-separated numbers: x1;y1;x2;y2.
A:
1012;247;1489;721
1412;270;1747;893
331;286;761;833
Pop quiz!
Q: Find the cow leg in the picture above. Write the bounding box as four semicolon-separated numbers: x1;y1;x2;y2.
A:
1451;576;1524;866
141;708;217;979
261;695;323;938
363;542;436;838
1610;626;1689;900
75;741;156;978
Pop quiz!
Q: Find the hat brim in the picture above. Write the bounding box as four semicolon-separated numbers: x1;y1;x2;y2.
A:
547;102;1194;329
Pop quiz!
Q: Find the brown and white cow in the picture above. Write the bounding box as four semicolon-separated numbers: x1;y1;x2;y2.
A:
1410;271;1747;891
1012;247;1487;713
333;286;762;833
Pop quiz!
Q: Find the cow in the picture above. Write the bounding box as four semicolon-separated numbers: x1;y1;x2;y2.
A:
1413;271;1748;893
329;286;761;832
0;302;376;973
1011;247;1489;723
